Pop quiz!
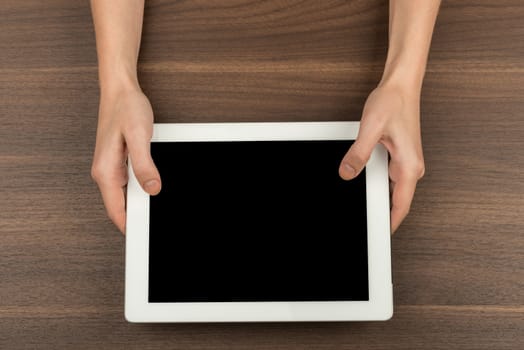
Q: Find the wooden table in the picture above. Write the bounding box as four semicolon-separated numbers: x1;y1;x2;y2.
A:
1;1;523;348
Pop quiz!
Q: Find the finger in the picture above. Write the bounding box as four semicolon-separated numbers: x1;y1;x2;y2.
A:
339;122;382;180
390;175;417;234
93;157;128;234
125;128;161;195
98;180;127;234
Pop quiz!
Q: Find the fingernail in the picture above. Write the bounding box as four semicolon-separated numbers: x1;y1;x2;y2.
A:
144;179;159;192
343;163;356;178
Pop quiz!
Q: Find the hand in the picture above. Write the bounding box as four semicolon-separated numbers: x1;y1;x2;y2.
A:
91;88;161;234
339;84;425;233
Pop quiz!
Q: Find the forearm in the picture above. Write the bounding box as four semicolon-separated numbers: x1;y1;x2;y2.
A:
90;0;145;95
380;0;441;92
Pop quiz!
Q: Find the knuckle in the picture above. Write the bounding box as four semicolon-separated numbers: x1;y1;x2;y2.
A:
418;164;426;179
91;160;127;186
403;158;425;180
414;160;425;179
90;163;102;182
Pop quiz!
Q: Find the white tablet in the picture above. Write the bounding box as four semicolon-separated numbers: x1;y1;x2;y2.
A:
125;122;392;322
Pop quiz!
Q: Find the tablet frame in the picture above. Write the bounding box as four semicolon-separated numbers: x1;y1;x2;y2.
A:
125;122;392;322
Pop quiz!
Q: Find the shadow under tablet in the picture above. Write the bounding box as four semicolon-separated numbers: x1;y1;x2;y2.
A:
148;140;368;303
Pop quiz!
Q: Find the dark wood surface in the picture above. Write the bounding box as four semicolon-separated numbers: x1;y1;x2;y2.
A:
1;0;523;348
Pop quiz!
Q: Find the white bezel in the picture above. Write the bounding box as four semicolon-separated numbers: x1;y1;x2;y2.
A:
125;122;392;322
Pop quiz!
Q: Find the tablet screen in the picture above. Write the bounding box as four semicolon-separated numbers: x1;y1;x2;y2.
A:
148;140;369;302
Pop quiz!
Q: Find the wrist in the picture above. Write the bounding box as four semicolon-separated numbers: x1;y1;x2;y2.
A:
98;65;141;98
378;50;427;95
378;63;423;99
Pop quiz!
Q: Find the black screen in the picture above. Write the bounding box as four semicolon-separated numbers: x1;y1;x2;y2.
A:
148;141;369;302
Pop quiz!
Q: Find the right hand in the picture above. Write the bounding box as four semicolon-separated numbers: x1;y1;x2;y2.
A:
91;88;161;234
338;84;425;233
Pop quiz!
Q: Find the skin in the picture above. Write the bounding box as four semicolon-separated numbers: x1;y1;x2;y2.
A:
90;0;441;235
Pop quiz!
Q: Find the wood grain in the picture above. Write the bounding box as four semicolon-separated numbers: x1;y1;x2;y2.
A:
0;306;522;350
1;0;523;349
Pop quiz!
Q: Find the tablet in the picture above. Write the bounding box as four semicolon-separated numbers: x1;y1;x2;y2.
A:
125;122;392;322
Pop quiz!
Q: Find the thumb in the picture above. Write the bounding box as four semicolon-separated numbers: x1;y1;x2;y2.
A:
339;123;381;180
126;133;161;195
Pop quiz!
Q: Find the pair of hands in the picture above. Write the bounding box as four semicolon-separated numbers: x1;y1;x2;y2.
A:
91;85;425;234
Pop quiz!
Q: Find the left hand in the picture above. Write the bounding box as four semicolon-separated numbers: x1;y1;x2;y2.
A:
339;83;425;233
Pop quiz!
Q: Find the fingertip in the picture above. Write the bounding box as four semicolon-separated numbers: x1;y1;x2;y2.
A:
389;177;417;235
340;141;370;181
119;221;126;235
143;178;161;195
390;220;399;235
339;162;356;180
99;183;127;235
108;208;126;235
390;206;406;235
